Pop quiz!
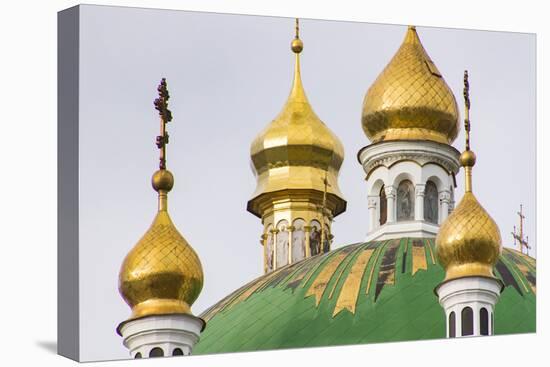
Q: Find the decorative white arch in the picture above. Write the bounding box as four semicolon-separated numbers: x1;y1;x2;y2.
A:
390;161;421;188
421;164;449;191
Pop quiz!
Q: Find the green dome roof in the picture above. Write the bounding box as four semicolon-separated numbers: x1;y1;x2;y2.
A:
194;238;536;354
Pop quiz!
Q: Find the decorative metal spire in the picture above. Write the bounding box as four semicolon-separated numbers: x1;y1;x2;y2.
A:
512;204;531;254
291;18;303;54
153;78;173;170
320;172;330;254
460;70;476;193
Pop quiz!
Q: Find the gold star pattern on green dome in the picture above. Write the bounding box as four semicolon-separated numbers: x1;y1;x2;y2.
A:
194;239;535;354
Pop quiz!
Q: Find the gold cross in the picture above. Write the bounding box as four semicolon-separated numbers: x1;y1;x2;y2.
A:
463;70;471;151
153;78;173;169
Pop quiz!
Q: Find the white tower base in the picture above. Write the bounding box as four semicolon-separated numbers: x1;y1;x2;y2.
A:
118;314;204;359
359;140;460;240
435;276;502;338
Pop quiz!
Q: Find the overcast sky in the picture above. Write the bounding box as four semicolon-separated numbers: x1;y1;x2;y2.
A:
76;4;536;361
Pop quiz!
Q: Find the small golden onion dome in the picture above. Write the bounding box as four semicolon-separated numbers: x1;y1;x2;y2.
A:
118;197;204;319
118;211;204;320
248;26;346;217
436;192;502;281
362;26;460;144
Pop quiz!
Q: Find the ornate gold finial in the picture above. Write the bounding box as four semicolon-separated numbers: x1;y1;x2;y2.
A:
117;78;204;325
291;18;303;54
435;70;502;282
152;78;175;209
459;70;476;192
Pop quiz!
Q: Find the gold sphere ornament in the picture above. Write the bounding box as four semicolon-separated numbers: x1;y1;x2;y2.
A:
291;38;303;53
436;192;502;281
459;150;476;167
152;169;174;192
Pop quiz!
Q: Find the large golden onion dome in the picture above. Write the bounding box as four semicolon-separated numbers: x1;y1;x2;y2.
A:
248;20;346;217
362;26;460;144
118;79;203;324
435;71;501;282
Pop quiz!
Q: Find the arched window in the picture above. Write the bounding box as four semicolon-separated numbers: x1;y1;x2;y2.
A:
449;311;456;338
480;308;489;335
397;180;414;221
491;312;494;335
424;181;439;224
379;185;387;225
134;352;142;359
276;220;289;267
149;347;164;358
292;219;306;262
461;307;474;336
322;225;331;253
172;348;184;356
309;220;322;256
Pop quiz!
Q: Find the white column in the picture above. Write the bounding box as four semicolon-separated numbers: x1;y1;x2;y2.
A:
287;225;295;265
449;187;455;213
271;229;279;270
384;186;396;223
439;190;451;223
415;183;425;221
435;277;501;338
260;233;268;274
367;195;378;232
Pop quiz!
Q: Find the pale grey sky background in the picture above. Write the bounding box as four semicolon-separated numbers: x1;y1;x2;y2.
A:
77;4;536;361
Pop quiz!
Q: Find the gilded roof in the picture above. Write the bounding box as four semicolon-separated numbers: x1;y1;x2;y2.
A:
248;37;346;216
362;26;460;144
195;239;535;354
436;192;502;281
118;208;204;320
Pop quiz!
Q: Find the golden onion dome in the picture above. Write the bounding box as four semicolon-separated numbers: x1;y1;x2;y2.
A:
362;26;460;144
435;71;501;282
248;21;346;217
118;79;203;323
436;191;502;281
118;172;204;320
